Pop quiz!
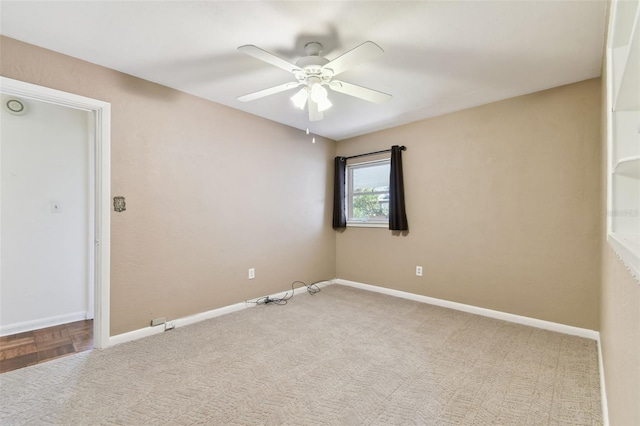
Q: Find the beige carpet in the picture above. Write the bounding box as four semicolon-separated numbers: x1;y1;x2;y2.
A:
0;285;602;425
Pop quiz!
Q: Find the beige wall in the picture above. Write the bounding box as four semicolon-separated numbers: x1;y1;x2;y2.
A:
599;22;640;423
337;79;602;330
0;36;336;335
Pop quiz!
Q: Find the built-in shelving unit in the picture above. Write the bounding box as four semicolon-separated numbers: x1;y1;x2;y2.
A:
607;0;640;279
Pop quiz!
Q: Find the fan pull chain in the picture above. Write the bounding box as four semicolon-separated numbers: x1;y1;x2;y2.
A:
306;128;316;143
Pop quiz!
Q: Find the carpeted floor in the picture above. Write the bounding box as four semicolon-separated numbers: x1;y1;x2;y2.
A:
0;285;602;425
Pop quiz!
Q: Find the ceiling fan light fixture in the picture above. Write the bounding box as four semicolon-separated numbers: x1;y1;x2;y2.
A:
316;96;332;112
290;88;308;110
310;82;331;112
310;82;327;103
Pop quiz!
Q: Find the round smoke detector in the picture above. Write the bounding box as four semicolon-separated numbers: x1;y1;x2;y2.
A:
4;98;27;115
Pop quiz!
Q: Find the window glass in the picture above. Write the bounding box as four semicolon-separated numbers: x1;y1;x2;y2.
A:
347;159;390;224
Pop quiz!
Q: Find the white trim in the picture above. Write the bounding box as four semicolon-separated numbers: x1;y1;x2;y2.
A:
0;77;111;349
333;279;599;340
606;5;614;243
109;323;166;346
109;302;250;347
597;336;610;426
108;280;333;347
0;311;88;336
346;222;388;228
174;302;247;329
86;112;96;320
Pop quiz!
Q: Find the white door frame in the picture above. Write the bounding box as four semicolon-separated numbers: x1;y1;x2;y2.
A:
0;76;111;349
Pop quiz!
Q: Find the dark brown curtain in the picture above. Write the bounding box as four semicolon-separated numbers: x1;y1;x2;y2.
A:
389;145;408;231
332;156;346;229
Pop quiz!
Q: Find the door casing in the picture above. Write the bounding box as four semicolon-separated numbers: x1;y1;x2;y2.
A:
0;76;111;348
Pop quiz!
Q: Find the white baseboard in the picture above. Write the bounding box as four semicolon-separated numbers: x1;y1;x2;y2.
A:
174;301;247;329
333;279;599;340
256;279;332;302
108;323;166;346
108;280;333;347
597;336;610;426
0;311;88;337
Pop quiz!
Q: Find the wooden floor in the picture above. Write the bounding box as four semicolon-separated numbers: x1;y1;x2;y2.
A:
0;320;93;374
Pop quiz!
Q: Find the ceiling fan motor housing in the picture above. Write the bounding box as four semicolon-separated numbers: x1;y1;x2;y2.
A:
294;42;333;84
294;58;332;82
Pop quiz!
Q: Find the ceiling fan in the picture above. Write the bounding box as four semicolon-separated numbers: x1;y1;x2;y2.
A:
237;41;392;121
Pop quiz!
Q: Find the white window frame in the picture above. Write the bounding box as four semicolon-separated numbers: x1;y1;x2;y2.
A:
346;158;390;228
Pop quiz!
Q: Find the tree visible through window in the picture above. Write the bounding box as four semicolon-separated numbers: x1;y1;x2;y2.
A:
347;159;390;224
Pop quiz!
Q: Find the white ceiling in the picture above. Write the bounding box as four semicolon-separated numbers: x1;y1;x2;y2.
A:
0;1;607;141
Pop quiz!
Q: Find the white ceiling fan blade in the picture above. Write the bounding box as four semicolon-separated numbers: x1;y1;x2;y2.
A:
308;99;323;121
237;82;302;102
238;45;303;74
322;41;384;76
329;81;392;104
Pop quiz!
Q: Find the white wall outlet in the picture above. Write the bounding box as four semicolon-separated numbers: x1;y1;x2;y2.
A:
248;268;255;280
165;320;176;331
416;266;423;277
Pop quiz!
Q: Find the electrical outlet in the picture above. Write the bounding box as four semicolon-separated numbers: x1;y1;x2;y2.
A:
248;268;255;280
165;321;176;331
416;266;423;277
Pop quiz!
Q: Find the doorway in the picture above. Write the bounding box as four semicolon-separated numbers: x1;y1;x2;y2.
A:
0;77;111;349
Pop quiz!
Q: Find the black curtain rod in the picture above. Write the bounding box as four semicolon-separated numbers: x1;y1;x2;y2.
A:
343;145;406;160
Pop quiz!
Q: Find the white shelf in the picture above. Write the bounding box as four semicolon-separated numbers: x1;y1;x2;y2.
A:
613;232;640;254
614;156;640;179
608;233;640;279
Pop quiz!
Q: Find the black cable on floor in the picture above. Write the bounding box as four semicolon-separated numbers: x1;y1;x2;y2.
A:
246;280;324;306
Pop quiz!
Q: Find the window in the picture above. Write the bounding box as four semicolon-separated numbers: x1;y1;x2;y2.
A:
346;159;390;226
